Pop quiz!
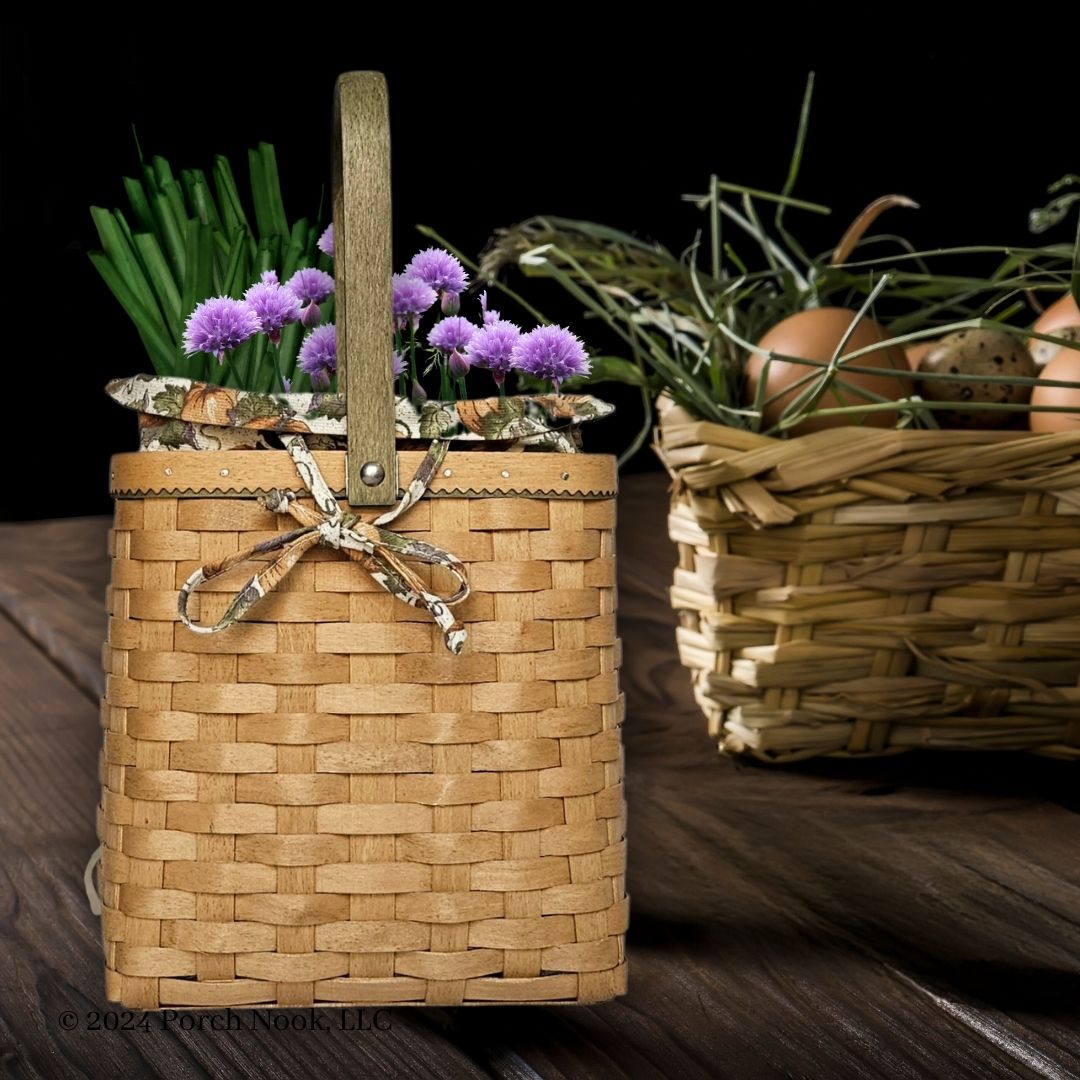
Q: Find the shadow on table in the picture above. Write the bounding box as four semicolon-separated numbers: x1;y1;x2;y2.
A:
625;905;1080;1018
751;751;1080;812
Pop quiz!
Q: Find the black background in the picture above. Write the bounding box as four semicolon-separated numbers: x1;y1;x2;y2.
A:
2;29;1075;517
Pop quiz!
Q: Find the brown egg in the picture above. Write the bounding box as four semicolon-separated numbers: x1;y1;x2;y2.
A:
1030;293;1080;366
917;329;1036;429
904;341;936;370
746;308;911;432
1029;348;1080;434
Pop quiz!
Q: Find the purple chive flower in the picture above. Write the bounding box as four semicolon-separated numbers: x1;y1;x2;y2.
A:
183;296;261;361
286;267;335;328
281;376;292;392
243;281;302;344
427;315;477;353
411;380;427;402
391;274;437;331
317;223;335;257
260;269;279;285
298;323;337;390
467;320;521;386
404;247;469;314
511;325;590;391
392;351;407;377
286;267;335;303
480;291;501;326
448;350;470;378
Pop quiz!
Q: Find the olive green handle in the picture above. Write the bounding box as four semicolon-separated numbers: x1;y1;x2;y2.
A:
332;72;397;506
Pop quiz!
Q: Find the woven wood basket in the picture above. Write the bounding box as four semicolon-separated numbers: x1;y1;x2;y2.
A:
97;73;627;1009
656;397;1080;763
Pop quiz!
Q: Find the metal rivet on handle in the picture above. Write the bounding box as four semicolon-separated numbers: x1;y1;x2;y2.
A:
360;461;386;486
164;467;173;476
561;471;570;481
220;468;230;477
443;468;453;477
501;470;511;479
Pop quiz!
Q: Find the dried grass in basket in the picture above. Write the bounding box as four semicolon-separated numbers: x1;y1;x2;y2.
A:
656;397;1080;762
96;73;626;1010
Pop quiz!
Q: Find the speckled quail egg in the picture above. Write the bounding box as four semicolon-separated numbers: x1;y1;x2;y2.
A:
917;329;1036;429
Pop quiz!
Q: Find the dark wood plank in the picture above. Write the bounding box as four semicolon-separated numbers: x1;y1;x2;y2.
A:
0;476;1077;1079
0;517;110;700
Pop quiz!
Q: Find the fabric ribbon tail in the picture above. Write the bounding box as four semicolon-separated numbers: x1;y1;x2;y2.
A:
363;543;468;655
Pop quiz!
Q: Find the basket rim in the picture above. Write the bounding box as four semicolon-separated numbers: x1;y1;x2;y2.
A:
657;394;1080;450
109;449;618;500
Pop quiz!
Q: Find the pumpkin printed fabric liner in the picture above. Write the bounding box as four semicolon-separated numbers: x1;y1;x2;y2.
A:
108;375;614;454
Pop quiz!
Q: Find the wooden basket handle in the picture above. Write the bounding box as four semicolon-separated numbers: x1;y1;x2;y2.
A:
332;72;397;506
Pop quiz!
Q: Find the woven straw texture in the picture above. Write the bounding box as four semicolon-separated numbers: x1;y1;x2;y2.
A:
657;400;1080;762
99;450;626;1009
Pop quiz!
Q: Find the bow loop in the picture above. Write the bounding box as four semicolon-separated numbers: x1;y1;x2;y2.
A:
178;438;469;653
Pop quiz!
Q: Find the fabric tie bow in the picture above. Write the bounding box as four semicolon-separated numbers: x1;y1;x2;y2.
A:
178;436;469;653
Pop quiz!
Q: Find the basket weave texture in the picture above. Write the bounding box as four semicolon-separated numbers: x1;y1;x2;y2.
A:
100;450;627;1008
657;400;1080;762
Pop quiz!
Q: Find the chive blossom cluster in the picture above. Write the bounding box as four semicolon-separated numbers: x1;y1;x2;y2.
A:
183;239;590;396
394;248;590;397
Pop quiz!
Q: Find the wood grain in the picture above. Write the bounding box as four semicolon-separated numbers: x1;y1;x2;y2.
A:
333;72;396;507
0;474;1078;1078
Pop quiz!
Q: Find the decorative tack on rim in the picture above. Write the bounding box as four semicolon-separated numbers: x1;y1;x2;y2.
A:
360;461;386;486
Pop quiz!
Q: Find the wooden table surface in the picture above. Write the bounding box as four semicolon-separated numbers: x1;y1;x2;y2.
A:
2;473;1078;1080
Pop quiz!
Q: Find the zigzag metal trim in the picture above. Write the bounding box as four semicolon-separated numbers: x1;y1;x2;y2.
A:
110;485;618;501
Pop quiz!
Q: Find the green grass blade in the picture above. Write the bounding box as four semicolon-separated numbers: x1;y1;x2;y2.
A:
780;73;815;204
151;154;174;188
180;168;221;234
122;177;155;233
141;158;160;198
148;191;187;283
537;216;674;254
88;250;179;374
213;154;255;256
277;321;303;386
90;206;162;319
132;232;182;332
162;178;189;235
281;218;311;281
257;143;290;239
683;182;830;215
181;218;215;316
255;236;281;280
221;229;250;298
248;146;272;239
584;356;650;388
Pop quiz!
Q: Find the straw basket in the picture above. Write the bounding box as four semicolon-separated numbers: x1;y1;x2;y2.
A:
96;73;627;1009
656;397;1080;762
